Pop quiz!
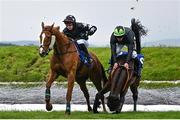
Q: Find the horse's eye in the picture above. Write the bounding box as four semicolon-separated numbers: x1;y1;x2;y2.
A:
46;33;51;38
47;36;51;39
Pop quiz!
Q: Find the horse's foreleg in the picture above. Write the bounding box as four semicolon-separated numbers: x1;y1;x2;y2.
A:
116;89;128;114
45;70;57;111
115;95;125;114
77;80;92;112
93;80;111;113
100;81;111;113
65;71;76;115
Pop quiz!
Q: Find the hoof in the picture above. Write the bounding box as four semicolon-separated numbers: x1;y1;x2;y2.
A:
65;110;71;115
93;107;99;113
46;103;53;111
93;110;99;114
97;101;101;108
88;106;93;112
112;110;121;114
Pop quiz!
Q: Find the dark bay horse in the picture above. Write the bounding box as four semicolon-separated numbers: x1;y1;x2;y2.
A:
93;18;147;113
107;58;138;113
93;57;138;113
39;22;107;115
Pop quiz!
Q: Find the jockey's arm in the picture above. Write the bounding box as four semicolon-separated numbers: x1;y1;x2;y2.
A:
110;35;117;64
88;25;97;35
62;28;73;38
81;23;97;36
126;35;134;63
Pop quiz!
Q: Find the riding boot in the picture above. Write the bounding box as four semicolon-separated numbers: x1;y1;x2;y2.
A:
79;44;92;64
135;58;143;79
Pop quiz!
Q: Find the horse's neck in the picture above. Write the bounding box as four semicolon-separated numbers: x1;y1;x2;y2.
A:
54;31;69;46
53;31;75;55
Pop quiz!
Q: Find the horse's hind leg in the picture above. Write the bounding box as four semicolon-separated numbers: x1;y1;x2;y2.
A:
76;79;92;112
130;78;139;111
45;70;57;111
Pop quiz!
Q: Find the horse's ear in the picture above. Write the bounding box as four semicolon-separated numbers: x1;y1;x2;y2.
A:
41;22;44;29
56;26;60;30
50;23;54;31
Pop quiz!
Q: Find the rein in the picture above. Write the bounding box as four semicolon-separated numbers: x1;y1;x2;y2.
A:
111;64;132;92
122;66;131;92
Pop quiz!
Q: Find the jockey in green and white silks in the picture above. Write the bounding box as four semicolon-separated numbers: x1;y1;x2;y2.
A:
109;25;143;77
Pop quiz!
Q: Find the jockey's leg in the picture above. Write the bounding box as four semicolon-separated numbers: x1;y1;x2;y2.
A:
132;50;141;78
77;39;91;64
79;44;91;63
134;58;142;80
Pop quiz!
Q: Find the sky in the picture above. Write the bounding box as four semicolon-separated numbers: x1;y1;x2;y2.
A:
0;0;180;46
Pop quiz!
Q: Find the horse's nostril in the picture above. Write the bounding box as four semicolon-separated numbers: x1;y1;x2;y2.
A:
39;51;46;57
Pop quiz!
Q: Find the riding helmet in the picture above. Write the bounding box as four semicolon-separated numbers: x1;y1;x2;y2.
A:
113;26;125;37
63;15;76;24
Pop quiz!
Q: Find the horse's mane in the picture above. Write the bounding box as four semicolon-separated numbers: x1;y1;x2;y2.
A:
51;26;69;40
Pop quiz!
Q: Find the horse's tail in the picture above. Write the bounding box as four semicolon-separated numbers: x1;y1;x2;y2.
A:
101;64;108;87
131;18;148;54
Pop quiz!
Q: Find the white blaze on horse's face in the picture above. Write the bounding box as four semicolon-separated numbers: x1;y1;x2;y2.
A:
39;32;56;57
39;33;45;55
41;33;46;46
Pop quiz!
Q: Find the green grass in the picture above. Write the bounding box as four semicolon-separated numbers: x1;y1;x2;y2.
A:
139;82;180;89
0;111;179;119
0;46;179;82
142;47;180;81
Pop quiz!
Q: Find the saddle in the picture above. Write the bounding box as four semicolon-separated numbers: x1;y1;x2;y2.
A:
116;51;144;69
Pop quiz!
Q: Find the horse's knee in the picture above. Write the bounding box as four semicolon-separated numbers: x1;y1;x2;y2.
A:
94;93;102;106
46;83;51;88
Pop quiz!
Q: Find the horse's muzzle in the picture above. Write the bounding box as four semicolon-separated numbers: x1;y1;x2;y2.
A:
39;47;48;57
39;52;47;57
107;94;120;111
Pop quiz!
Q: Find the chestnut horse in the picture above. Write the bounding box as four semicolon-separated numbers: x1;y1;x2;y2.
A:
39;22;107;115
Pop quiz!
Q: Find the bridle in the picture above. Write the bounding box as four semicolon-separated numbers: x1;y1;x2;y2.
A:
40;31;77;56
